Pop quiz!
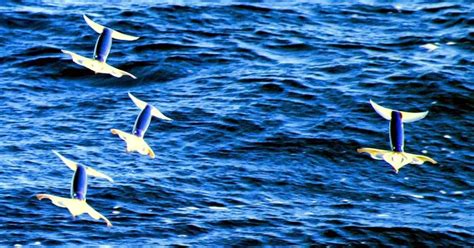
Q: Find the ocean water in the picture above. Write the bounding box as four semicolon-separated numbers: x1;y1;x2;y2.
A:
0;1;473;246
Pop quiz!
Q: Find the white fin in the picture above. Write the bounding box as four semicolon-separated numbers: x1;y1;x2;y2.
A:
84;202;113;227
53;150;113;183
382;152;411;173
111;29;140;41
83;14;139;41
358;148;409;173
62;49;136;79
369;99;428;123
128;92;147;110
37;194;86;216
52;150;77;171
357;148;388;160
83;14;104;34
37;194;70;208
369;100;393;120
85;167;114;183
102;62;137;79
62;49;102;72
405;152;437;165
110;129;155;158
37;194;112;227
358;148;437;173
398;110;429;123
128;92;172;121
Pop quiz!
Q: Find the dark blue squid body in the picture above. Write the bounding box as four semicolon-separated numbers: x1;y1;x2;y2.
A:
71;165;88;200
389;111;404;152
93;28;113;62
133;105;152;138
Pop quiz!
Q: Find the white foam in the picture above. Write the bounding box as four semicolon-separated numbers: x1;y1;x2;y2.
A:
422;150;428;154
443;135;452;139
421;43;439;52
113;206;121;209
178;206;199;211
447;42;456;45
209;206;228;211
410;194;424;199
452;191;463;195
266;197;288;205
112;211;120;215
439;190;447;194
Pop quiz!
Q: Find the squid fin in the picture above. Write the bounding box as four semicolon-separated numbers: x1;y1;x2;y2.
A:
358;148;437;173
83;14;139;41
358;148;409;173
84;202;113;227
370;99;428;122
406;152;437;165
52;150;77;171
110;129;155;158
128;92;172;121
37;194;112;226
37;194;86;216
86;167;114;183
62;50;136;79
53;150;113;182
102;62;137;79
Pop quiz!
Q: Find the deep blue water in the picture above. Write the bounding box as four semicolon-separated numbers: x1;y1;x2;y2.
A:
0;1;473;246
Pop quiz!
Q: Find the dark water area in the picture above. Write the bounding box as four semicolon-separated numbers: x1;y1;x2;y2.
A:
0;0;473;246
